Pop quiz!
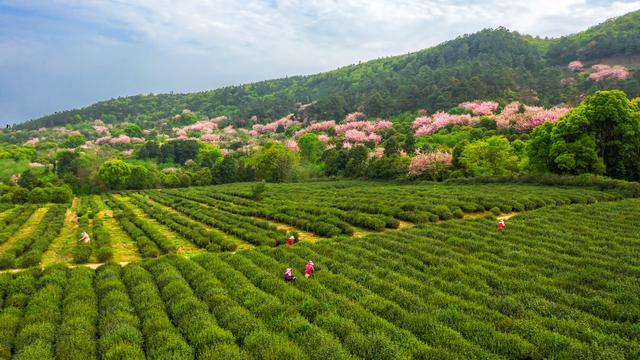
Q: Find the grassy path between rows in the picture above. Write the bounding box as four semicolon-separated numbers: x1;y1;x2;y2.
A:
133;194;254;250
115;195;205;257
41;198;79;267
97;208;141;263
0;206;49;254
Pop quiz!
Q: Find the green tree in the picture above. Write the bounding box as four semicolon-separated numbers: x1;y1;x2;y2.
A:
124;124;144;138
345;145;369;178
126;165;151;189
367;155;409;179
138;141;160;159
254;144;298;182
98;159;131;190
297;133;324;163
62;134;86;148
460;136;520;176
212;156;239;184
528;90;640;180
197;144;223;169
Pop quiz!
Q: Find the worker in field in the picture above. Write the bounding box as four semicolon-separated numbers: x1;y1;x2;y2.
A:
80;231;91;243
285;235;296;246
304;260;315;278
284;267;296;282
497;219;506;231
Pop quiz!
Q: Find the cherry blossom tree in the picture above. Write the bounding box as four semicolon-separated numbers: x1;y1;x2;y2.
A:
460;100;499;115
568;60;584;71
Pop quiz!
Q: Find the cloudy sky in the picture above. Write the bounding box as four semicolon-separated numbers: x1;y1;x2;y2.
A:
1;0;639;125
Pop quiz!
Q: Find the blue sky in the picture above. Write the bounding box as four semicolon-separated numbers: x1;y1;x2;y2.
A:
1;0;639;125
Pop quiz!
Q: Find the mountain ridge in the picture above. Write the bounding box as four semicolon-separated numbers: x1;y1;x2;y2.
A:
13;9;640;130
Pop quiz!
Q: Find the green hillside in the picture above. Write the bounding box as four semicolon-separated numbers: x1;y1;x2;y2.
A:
15;10;640;130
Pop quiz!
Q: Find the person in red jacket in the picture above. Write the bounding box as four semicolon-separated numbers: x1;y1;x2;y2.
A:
497;219;506;230
304;260;315;278
285;235;295;246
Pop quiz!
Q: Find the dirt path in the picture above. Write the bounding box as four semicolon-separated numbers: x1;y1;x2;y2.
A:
41;198;79;267
0;206;49;255
255;217;323;243
97;208;141;263
115;195;204;257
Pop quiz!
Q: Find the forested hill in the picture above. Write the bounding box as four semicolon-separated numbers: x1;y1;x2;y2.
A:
16;10;640;130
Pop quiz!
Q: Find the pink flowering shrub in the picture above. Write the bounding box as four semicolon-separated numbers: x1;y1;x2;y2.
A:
369;147;385;159
29;162;44;168
342;141;353;149
568;60;584;71
318;134;330;142
589;64;629;81
408;151;453;180
413;112;472;136
345;112;366;123
374;119;393;130
25;138;39;145
367;133;382;144
93;125;109;133
121;149;134;156
285;139;299;151
344;129;369;143
95;136;112;144
460;101;499;115
496;101;571;131
223;125;236;135
110;135;130;144
258;114;301;133
294;120;336;137
201;134;220;143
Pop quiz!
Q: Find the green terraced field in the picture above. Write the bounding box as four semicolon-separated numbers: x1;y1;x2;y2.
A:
0;192;638;359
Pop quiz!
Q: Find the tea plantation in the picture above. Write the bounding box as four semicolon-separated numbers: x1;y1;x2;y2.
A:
0;182;638;359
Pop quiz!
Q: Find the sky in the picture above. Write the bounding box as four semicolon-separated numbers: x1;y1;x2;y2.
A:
1;0;639;125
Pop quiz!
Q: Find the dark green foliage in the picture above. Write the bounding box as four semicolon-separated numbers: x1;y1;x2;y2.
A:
528;90;640;180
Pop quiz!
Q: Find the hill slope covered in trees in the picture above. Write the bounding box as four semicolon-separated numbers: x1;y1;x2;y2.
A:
15;10;640;130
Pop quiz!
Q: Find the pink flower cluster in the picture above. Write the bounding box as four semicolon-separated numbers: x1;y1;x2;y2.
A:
285;139;299;151
460;101;499;115
184;120;219;133
25;138;39;145
317;134;330;143
335;119;391;134
408;151;452;177
201;134;220;143
368;147;385;159
253;114;300;133
293;120;336;137
97;135;143;145
29;162;44;168
589;64;629;81
93;125;109;133
412;112;472;136
568;60;584;71
344;112;366;123
496;101;571;131
223;125;236;135
240;128;258;137
121;149;134;156
344;130;382;144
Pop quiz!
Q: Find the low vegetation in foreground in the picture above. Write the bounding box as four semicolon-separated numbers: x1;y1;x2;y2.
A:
0;198;638;359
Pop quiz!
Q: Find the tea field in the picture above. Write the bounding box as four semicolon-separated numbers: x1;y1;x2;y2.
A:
0;196;638;359
0;181;631;269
